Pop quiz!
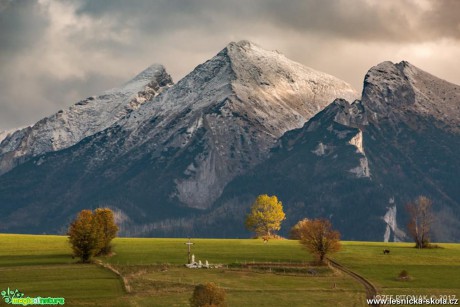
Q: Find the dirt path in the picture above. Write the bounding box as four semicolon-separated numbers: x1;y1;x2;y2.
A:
327;258;379;307
95;260;132;293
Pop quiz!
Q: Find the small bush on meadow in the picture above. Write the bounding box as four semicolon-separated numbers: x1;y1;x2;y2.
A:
397;269;411;281
190;282;226;307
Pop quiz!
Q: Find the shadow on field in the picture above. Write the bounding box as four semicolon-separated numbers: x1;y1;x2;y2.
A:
0;254;73;266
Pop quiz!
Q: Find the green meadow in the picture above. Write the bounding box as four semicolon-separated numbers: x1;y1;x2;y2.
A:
0;234;124;306
1;234;459;306
334;241;460;297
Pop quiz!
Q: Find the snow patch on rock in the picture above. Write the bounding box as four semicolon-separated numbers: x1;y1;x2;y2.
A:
348;130;371;178
175;150;223;210
383;198;407;242
349;157;371;178
348;130;365;155
312;142;327;156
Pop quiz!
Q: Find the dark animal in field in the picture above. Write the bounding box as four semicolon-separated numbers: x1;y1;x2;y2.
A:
383;249;390;254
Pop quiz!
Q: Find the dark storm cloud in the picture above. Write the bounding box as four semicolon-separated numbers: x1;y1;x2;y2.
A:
0;0;47;54
69;0;460;42
0;70;122;130
0;0;459;131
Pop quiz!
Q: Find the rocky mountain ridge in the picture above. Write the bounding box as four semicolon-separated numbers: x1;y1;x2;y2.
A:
0;64;173;175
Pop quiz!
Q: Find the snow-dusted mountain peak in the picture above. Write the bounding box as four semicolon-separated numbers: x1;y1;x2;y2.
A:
121;41;359;137
120;64;172;93
363;60;460;130
131;63;168;82
222;40;360;134
0;63;173;175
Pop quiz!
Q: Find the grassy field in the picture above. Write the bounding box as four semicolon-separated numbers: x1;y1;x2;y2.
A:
116;264;363;306
1;234;459;306
106;238;310;265
0;234;125;306
334;241;460;298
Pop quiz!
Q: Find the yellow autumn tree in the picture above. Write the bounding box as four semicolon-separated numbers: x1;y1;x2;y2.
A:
68;208;119;262
94;208;119;256
245;194;286;238
67;210;102;263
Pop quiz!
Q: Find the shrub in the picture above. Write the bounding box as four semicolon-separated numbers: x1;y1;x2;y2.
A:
399;270;409;278
190;282;226;307
397;270;411;281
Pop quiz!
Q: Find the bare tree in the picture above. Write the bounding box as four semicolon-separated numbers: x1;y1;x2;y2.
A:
297;218;341;264
406;196;433;249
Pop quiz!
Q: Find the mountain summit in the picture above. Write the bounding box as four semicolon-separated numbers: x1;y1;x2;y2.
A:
362;61;460;131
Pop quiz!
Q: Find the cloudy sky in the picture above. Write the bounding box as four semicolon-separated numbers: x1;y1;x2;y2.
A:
1;0;459;130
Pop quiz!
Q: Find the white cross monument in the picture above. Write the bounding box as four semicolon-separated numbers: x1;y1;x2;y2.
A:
184;238;194;264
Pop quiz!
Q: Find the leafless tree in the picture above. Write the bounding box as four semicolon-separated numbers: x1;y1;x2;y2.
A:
406;196;433;249
297;218;341;264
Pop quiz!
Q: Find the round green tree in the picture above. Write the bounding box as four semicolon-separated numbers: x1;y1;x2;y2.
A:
245;194;286;238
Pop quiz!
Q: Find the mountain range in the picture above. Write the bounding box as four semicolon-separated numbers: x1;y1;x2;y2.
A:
0;41;458;241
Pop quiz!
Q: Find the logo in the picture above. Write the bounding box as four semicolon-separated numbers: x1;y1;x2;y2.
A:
1;288;65;306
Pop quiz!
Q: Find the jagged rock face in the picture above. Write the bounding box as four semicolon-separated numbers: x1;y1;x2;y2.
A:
0;41;358;234
0;129;17;144
228;41;358;134
362;61;460;131
182;99;390;240
0;64;173;175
